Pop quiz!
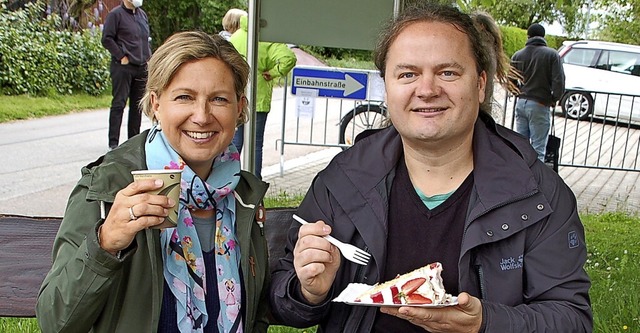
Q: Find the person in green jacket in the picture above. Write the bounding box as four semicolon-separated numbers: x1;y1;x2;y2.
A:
230;14;297;179
36;31;271;333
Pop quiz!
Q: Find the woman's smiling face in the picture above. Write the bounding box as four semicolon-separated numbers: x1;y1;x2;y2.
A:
151;57;244;178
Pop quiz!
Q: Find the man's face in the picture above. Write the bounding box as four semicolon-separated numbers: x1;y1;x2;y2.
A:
384;21;486;149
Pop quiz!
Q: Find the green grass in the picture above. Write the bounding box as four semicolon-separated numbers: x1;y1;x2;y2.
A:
0;92;111;123
583;212;640;332
0;317;40;333
264;191;305;208
269;326;317;333
3;211;639;332
323;57;376;70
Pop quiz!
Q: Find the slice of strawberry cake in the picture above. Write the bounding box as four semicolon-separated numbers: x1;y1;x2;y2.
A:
354;262;453;305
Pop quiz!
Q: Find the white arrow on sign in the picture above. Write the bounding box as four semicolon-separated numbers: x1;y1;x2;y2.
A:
295;74;365;96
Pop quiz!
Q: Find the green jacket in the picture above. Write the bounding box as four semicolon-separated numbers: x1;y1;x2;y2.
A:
36;131;271;332
230;15;297;112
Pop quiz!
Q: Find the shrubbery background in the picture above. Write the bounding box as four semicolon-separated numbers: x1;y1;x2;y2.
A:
0;0;563;98
0;0;109;96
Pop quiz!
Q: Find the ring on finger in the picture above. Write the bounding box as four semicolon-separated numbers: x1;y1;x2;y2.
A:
129;206;137;221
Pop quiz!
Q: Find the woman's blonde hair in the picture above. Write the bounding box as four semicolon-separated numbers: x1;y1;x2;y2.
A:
140;30;250;126
221;8;247;34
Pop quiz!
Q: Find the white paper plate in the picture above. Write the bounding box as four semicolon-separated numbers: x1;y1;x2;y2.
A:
332;283;458;308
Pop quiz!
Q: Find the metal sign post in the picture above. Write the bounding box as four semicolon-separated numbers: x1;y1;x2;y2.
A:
242;0;260;175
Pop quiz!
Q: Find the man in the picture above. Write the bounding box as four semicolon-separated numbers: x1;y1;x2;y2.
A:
229;15;296;179
269;3;591;332
101;0;151;150
511;23;565;162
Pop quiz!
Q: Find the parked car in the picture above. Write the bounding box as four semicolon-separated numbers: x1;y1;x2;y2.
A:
558;40;640;124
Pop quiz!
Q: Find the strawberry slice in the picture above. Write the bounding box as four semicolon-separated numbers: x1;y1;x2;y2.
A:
406;293;433;304
391;285;401;304
401;278;426;295
370;291;384;304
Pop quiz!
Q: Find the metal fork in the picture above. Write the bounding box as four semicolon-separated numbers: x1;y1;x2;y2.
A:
292;214;371;266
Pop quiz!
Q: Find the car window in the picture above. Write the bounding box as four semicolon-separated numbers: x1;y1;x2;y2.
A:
596;50;640;76
563;48;598;66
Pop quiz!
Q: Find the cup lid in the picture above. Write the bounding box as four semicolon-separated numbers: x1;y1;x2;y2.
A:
131;169;183;175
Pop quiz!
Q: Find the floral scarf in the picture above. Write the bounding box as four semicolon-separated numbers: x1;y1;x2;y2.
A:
145;126;243;332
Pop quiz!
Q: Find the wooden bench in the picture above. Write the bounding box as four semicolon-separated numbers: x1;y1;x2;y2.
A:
0;208;296;318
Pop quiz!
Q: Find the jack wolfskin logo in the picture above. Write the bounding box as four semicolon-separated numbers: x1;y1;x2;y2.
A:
568;231;579;249
500;255;523;271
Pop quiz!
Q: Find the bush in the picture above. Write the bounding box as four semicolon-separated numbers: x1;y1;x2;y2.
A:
500;26;528;58
501;25;566;56
0;0;109;96
144;0;246;49
300;45;372;62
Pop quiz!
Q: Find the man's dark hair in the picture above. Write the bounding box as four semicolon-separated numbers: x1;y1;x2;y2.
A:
373;2;493;115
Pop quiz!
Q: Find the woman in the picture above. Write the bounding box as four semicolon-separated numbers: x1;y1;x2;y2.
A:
219;8;247;40
36;31;270;333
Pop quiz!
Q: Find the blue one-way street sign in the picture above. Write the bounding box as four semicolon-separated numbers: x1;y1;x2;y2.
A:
291;67;368;100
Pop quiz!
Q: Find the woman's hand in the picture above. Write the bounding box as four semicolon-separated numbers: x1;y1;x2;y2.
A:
99;178;176;255
379;292;483;332
293;220;341;305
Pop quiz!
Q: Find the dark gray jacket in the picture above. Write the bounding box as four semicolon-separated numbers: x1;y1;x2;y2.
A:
270;115;592;332
511;37;565;106
101;3;151;65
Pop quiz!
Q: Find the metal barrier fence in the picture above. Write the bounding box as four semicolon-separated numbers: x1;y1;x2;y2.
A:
275;66;385;174
500;89;640;172
276;66;640;173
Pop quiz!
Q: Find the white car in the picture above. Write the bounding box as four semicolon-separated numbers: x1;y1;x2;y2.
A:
558;40;640;124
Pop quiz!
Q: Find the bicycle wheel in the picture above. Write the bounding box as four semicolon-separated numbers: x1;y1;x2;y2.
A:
338;104;388;147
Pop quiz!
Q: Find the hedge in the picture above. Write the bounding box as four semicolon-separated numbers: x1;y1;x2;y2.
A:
0;1;109;96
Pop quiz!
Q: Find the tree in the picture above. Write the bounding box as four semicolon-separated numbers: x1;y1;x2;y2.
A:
143;0;245;49
593;0;640;44
460;0;590;38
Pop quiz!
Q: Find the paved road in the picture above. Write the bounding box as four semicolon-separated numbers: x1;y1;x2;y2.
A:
0;85;332;217
1;85;639;217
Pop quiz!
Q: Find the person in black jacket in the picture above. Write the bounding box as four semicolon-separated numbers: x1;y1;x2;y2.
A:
269;3;591;332
511;23;565;162
101;0;151;150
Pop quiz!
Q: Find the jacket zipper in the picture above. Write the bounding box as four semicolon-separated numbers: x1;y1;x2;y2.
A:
475;264;487;299
461;191;538;302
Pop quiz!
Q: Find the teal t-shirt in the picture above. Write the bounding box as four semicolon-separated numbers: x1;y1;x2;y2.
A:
415;187;455;209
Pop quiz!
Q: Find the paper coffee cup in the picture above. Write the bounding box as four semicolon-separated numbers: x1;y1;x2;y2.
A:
131;169;183;228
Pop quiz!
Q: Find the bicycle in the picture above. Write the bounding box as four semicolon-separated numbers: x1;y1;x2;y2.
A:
338;101;389;148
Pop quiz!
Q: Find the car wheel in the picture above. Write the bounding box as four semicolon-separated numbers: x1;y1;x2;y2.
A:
561;91;594;120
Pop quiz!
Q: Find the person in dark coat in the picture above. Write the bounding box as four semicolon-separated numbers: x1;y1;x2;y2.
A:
101;0;152;150
511;23;565;162
269;3;591;332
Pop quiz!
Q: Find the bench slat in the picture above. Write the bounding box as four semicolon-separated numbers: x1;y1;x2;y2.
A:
0;216;61;318
0;208;296;318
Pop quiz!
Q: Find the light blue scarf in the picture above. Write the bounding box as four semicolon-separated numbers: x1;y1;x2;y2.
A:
145;126;243;332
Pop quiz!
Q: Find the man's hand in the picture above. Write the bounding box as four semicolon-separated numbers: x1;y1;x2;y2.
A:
379;292;483;332
293;220;341;305
262;71;273;81
120;56;130;65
